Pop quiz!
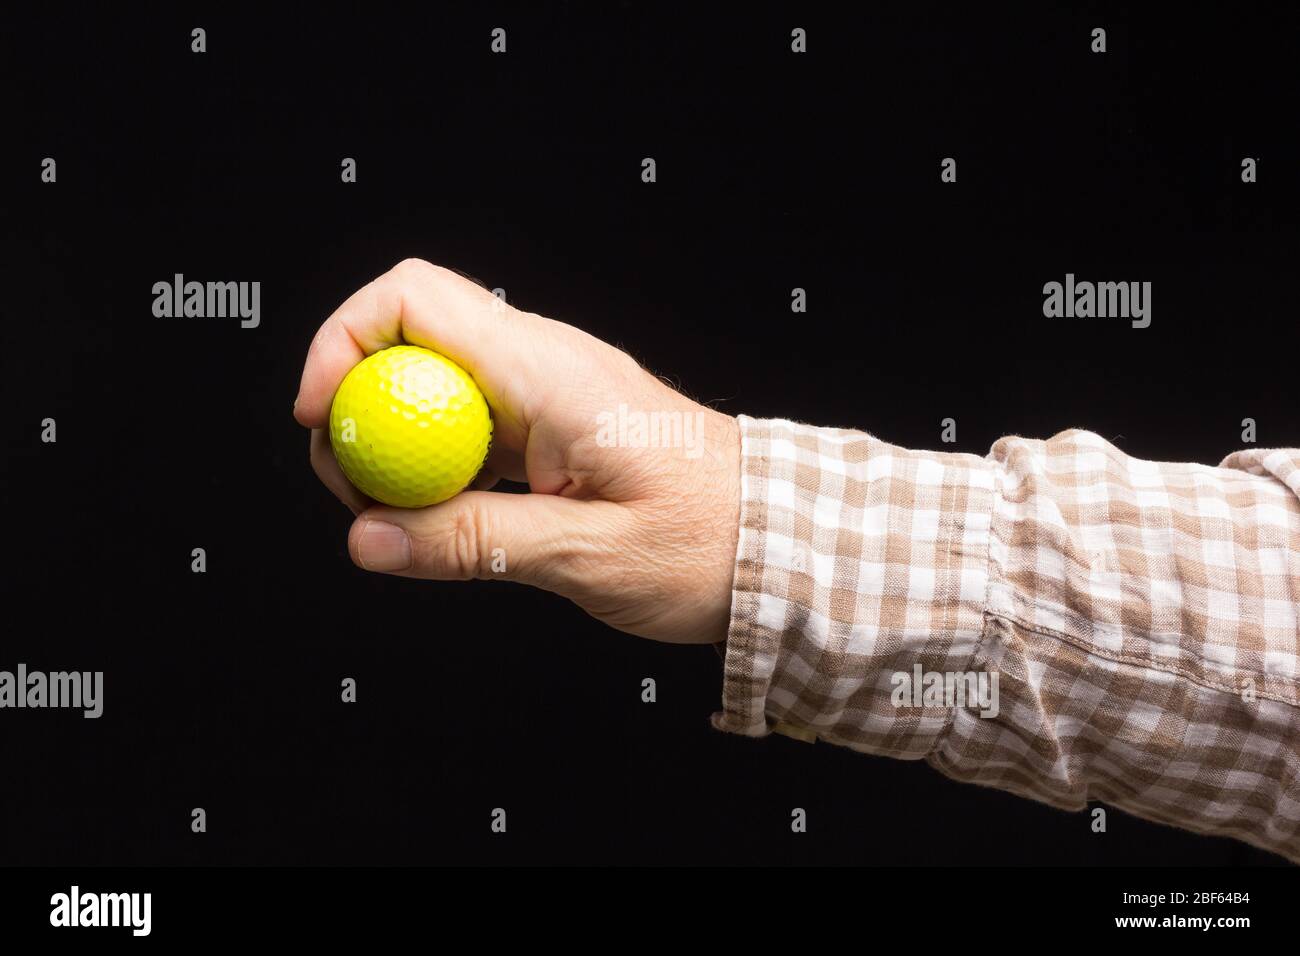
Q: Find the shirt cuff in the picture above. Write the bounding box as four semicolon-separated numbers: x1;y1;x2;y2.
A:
711;415;997;758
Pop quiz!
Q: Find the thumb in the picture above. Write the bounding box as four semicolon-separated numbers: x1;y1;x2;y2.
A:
347;491;622;592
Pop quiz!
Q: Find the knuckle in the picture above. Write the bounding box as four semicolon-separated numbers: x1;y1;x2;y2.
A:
444;499;493;580
391;257;435;282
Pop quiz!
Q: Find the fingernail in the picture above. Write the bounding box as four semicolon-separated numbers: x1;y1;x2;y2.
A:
356;521;411;571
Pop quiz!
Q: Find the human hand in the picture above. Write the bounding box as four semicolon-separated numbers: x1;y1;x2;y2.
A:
293;259;741;644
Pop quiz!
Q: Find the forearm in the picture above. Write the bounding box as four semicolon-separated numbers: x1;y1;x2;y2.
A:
712;416;1300;861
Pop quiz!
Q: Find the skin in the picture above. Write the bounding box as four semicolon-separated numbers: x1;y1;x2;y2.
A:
294;258;742;644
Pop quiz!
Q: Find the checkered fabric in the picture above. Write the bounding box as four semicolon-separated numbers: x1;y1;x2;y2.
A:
713;415;1300;862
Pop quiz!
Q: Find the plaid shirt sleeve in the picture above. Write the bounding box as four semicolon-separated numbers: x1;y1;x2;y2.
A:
712;415;1300;862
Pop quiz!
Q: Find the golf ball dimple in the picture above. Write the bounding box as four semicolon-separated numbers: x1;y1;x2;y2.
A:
329;345;493;508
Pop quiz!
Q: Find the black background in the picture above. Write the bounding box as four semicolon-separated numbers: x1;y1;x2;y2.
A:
4;3;1297;867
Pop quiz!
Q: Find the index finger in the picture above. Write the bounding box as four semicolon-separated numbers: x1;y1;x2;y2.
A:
292;258;538;437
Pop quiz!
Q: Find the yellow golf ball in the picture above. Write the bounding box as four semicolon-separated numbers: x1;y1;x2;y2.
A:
329;345;493;508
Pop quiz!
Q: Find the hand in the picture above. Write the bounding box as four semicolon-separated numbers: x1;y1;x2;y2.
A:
294;259;742;644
